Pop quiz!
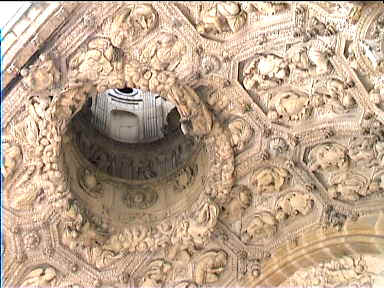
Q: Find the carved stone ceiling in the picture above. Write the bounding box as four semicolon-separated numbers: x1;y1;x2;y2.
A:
2;2;384;287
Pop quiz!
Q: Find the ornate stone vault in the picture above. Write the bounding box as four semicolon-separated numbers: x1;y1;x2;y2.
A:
2;1;384;287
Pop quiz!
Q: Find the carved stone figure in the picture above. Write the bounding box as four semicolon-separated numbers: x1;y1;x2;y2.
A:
20;267;57;287
169;202;218;260
167;85;213;137
141;259;172;288
20;54;60;95
241;212;278;242
243;54;289;90
308;143;349;172
68;38;124;92
250;167;290;194
197;2;247;34
348;136;380;166
78;169;103;198
220;185;252;222
328;172;370;201
140;33;186;73
275;192;314;221
195;250;228;285
1;142;22;178
110;4;158;48
304;17;336;41
286;44;332;77
228;118;253;153
268;90;311;121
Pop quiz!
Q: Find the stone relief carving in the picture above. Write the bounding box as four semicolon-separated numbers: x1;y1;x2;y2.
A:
327;172;370;201
20;54;61;96
110;4;158;49
250;167;290;194
280;255;377;288
140;32;187;73
308;143;349;172
197;2;247;35
275;191;314;221
121;186;158;209
268;90;312;121
1;142;22;179
20;267;57;288
227;118;254;153
194;250;228;285
241;211;278;242
140;259;172;288
220;185;252;222
78;168;103;198
3;2;384;287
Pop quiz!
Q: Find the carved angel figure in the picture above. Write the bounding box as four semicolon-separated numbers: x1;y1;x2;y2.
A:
275;192;314;221
241;212;277;242
220;185;252;222
20;267;57;287
250;167;290;194
110;4;157;48
141;260;172;288
228;118;253;153
140;32;186;72
1;142;22;178
308;143;349;172
197;2;247;34
195;250;228;285
243;54;289;90
327;172;369;201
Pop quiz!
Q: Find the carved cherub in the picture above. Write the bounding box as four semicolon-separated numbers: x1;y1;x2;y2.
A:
197;2;247;34
195;250;228;285
250;167;290;194
269;91;311;121
308;143;349;172
228;118;253;153
20;267;57;287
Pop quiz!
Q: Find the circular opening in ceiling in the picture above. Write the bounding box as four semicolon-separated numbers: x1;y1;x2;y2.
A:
117;87;134;94
66;88;202;182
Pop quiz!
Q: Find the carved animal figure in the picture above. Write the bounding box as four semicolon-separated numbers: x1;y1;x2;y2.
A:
195;250;228;285
197;2;247;34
